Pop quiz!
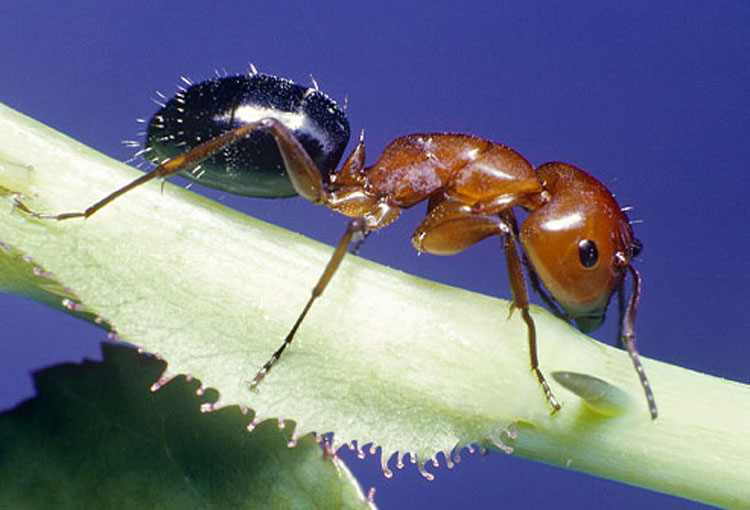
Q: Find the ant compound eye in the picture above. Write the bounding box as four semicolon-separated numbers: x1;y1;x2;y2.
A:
632;237;643;258
578;239;599;268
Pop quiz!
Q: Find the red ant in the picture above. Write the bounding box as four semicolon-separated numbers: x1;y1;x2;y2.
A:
26;73;657;419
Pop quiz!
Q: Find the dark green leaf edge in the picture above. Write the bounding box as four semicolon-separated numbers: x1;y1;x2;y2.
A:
0;343;374;509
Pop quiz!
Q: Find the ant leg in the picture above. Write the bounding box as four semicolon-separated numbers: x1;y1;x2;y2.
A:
412;199;561;412
522;253;569;321
412;197;503;254
249;217;366;389
350;230;371;255
253;118;326;203
257;121;370;204
503;209;569;321
620;264;658;419
502;218;561;413
29;119;282;220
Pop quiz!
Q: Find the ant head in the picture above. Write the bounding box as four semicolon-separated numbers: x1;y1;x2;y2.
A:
520;162;636;332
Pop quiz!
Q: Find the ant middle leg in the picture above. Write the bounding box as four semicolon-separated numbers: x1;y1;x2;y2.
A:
249;217;367;389
248;195;401;388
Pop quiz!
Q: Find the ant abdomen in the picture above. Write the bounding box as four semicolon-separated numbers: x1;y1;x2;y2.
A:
145;74;350;198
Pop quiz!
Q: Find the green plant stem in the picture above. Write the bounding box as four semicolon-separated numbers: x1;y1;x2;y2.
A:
0;103;748;507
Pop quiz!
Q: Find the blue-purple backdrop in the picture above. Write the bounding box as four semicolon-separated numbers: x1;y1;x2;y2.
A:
1;2;748;508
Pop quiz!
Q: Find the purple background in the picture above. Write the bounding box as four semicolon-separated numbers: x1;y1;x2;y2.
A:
1;2;748;508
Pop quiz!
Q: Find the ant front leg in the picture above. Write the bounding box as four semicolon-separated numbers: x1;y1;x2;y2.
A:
412;198;561;413
522;253;569;322
499;210;561;413
506;213;569;323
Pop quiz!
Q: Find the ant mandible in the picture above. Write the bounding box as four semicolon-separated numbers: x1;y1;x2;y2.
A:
28;72;657;419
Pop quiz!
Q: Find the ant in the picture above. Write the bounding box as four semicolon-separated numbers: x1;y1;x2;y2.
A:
25;72;657;419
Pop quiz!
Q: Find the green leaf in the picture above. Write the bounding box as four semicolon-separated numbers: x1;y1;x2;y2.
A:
1;102;749;507
0;343;373;509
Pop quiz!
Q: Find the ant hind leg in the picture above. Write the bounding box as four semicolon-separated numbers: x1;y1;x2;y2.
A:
25;119;289;220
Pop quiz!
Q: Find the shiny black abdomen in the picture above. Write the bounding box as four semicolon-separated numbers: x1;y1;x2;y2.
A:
146;74;350;197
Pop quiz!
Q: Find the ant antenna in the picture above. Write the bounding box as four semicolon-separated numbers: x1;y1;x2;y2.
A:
622;263;658;419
